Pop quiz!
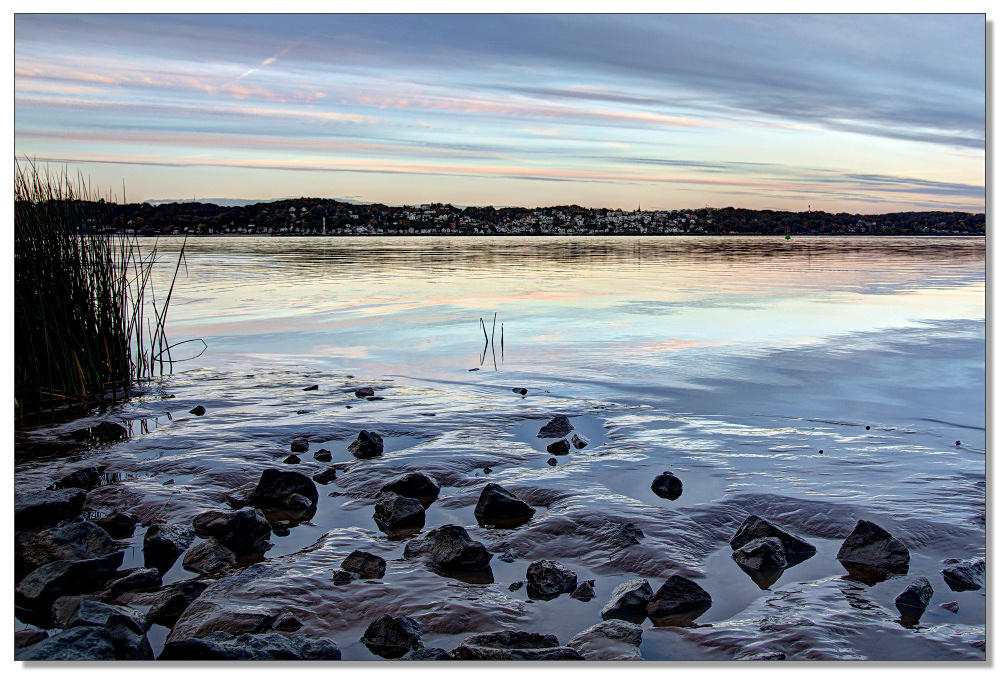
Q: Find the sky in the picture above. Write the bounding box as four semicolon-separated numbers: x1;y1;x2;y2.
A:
13;13;987;213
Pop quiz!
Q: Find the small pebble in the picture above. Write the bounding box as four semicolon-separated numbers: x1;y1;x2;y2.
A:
818;450;823;454
498;550;515;563
469;368;480;372
941;601;959;613
162;479;175;486
547;457;558;466
303;384;319;391
512;388;527;395
190;405;206;416
956;441;961;446
483;467;492;475
508;581;524;591
865;425;870;430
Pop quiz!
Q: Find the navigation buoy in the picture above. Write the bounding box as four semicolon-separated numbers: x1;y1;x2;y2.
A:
785;234;791;240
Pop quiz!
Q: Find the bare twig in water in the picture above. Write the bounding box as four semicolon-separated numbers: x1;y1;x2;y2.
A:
491;312;497;346
480;317;488;345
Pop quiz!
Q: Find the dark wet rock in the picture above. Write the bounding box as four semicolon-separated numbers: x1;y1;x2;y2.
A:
404;647;451;660
836;520;909;571
249;469;319;509
291;437;309;453
160;631;341;660
361;614;423;659
100;567;162;601
20;520;118;569
733;536;788;571
183;539;236;575
272;521;290;536
313;448;332;462
646;575;712;619
469;368;479;371
333;570;359;585
66;599;146;633
941;601;960;613
51;595;95;628
342;550;387;579
143;523;195;573
52;465;102;491
605;522;645;547
367;396;384;401
272;612;303;632
380;472;441;505
546;439;571;455
193;507;272;554
403;524;493;570
526;560;578;598
571;433;590;449
571;580;596;601
65;600;153;660
895;576;933;623
737;652;787;660
348;430;384;459
225;482;257;509
15;629;48;649
283;493;314;512
15;626;116;660
314;467;338;484
374;492;425;533
91;512;137;539
162;479;175;485
15;488;86;531
146;580;209;628
942;557;985;590
600;578;653;621
483;467;492;475
90;421;130;441
303;384;319;391
537;415;574;438
730;515;817;560
190;405;206;416
355;387;375;398
547;457;558;466
283;454;301;464
567;619;642;660
474;483;535;528
512;388;528;395
450;631;583;660
498;550;515;563
509;581;524;591
650;471;683;500
15;552;124;610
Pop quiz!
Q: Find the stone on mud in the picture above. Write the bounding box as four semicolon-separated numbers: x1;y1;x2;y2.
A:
600;578;654;621
143;523;195;573
942;557;985;590
145;580;209;628
52;466;102;491
571;580;596;601
403;524;493;570
836;520;909;571
249;469;319;509
348;430;384;459
15;488;86;531
474;483;535;527
183;539;237;575
15;626;116;661
373;493;425;533
571;433;590;449
546;439;571;455
537;415;574;438
192;508;272;554
730;515;817;559
361;614;423;659
380;472;441;505
650;471;683;500
450;631;583;660
91;512;137;539
567;620;643;660
15;552;124;610
646;576;712;618
732;536;788;570
20;520;118;569
160;631;341;660
342;550;387;579
526;560;578;597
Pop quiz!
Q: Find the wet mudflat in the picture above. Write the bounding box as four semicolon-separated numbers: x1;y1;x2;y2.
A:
14;236;985;660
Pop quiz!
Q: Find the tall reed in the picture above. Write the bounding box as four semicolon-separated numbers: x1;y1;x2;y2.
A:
14;162;181;421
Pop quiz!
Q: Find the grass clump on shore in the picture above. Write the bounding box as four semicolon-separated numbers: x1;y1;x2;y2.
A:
14;162;183;422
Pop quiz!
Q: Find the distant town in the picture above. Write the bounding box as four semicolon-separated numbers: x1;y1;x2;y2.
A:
80;198;988;237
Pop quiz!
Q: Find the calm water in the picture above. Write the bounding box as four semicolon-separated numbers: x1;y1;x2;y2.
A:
16;236;985;660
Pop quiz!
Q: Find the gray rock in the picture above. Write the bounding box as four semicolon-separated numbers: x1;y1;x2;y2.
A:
537;415;574;438
89;421;130;441
404;647;451;660
450;631;583;660
15;626;116;660
526;560;578;598
733;536;788;570
361;614;423;659
730;515;817;559
600;578;653;620
474;483;535;527
836;520;909;571
143;523;195;573
373;493;425;533
342;550;387;579
571;580;596;601
272;612;303;632
313;449;332;462
225;482;257;509
354;387;375;398
941;601;960;613
737;652;787;660
509;581;524;591
546;439;571;455
403;524;493;570
189;406;206;416
14;630;48;649
498;550;516;563
650;471;683;500
605;522;645;548
146;580;210;627
646;576;712;618
100;567;162;601
15;552;124;610
942;557;985;590
895;576;934;622
303;384;319;391
570;433;590;449
567;619;643;660
348;430;384;459
333;570;359;585
51;594;95;628
52;466;102;491
20;520;118;569
291;437;309;453
192;507;271;554
183;539;236;575
380;472;441;505
15;488;86;531
90;512;137;539
65;601;153;660
249;469;319;509
283;454;301;464
160;631;341;660
547;457;558;466
314;467;338;484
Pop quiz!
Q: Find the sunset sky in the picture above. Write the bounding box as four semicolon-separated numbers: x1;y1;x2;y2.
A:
13;14;986;213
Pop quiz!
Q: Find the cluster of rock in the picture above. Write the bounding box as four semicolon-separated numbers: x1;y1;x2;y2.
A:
537;415;589;458
600;576;713;626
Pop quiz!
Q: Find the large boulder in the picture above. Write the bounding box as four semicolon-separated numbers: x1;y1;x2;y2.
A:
15;626;116;660
373;493;425;534
166;564;283;641
645;576;712;619
146;580;209;628
526;560;578;598
474;483;535;528
380;472;440;506
566;620;643;660
361;614;423;659
730;515;817;560
650;472;683;500
143;523;195;573
15;552;124;610
249;469;319;510
342;550;387;579
942;557;985;590
91;512;137;539
52;466;102;491
537;415;574;438
732;536;787;571
192;508;272;554
348;430;384;459
15;488;86;531
100;567;162;601
20;520;118;569
403;524;493;570
600;578;653;621
450;631;583;660
835;520;909;572
183;540;237;575
159;631;341;660
895;576;934;624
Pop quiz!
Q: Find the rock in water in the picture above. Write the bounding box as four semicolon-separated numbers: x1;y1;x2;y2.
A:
474;483;535;527
342;550;387;579
403;524;493;570
836;520;909;571
537;415;574;438
942;557;985;590
645;576;712;619
348;430;384;459
20;521;118;569
526;560;578;598
100;567;162;601
895;576;934;623
332;570;358;585
283;454;301;464
290;437;309;453
404;647;452;660
52;466;102;491
450;631;583;660
380;472;441;505
143;524;195;573
313;467;337;484
15;488;86;531
189;406;206;416
570;433;589;449
145;580;209;628
600;579;654;621
373;493;425;533
302;384;319;391
354;387;375;398
313;449;332;462
192;508;272;554
15;552;125;611
732;537;787;570
249;469;319;509
650;471;683;500
570;580;596;601
182;540;236;575
160;632;341;660
729;515;817;559
567;620;643;661
546;439;571;455
361;614;423;659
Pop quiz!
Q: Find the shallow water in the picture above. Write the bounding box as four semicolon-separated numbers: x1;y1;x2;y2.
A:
14;236;985;660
